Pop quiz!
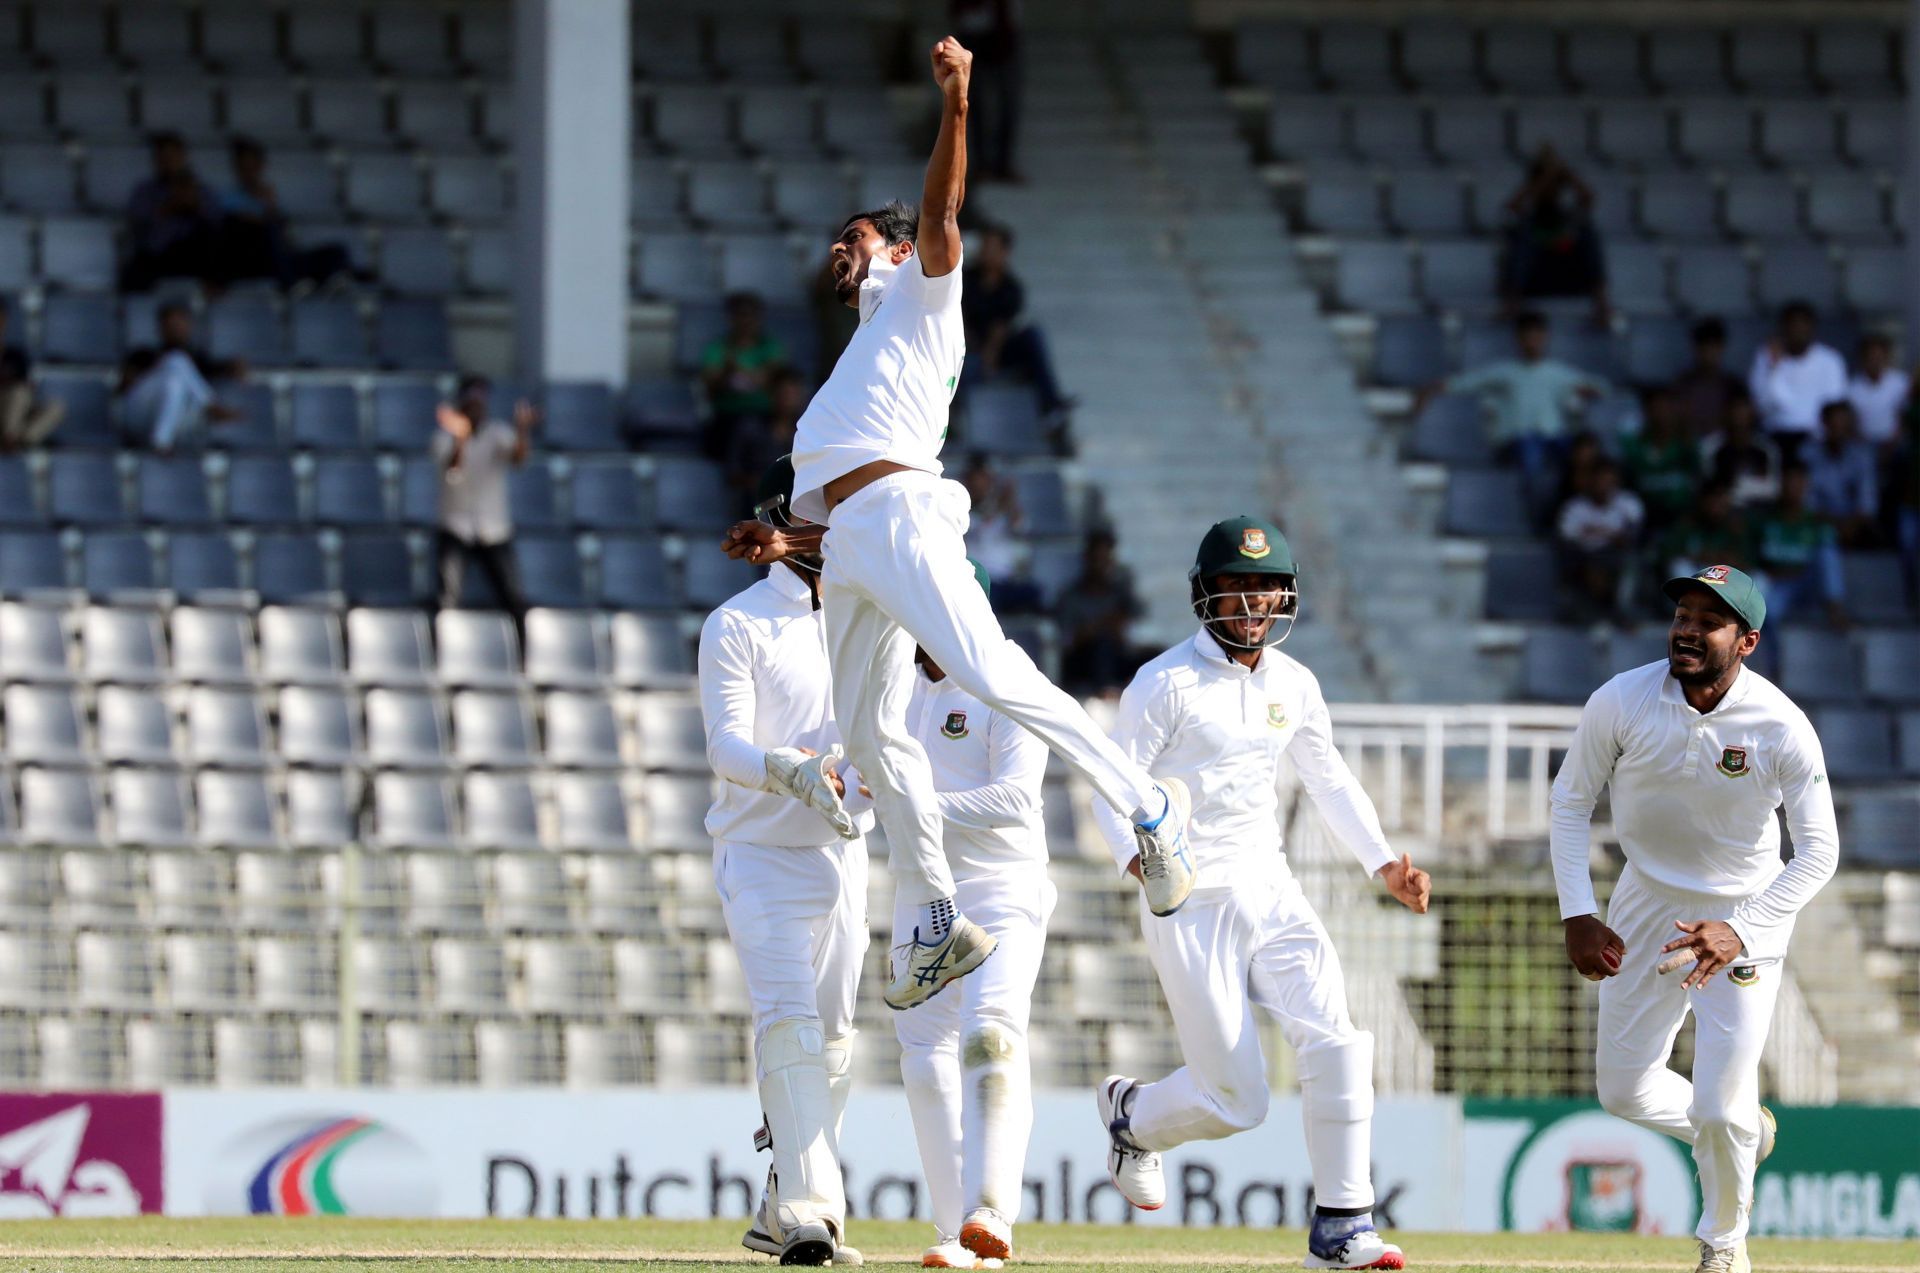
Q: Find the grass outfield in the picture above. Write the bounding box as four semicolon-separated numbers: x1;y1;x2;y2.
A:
0;1219;1910;1272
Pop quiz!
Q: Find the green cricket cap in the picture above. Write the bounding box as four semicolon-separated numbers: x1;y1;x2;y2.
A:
1191;515;1296;581
1663;564;1766;632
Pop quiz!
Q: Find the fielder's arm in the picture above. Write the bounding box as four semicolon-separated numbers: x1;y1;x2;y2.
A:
916;36;970;279
1551;684;1627;978
1094;668;1177;880
722;519;824;566
696;610;773;791
1726;713;1839;958
936;687;1047;830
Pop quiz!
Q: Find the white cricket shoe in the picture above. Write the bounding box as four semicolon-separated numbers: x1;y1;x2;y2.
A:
1693;1239;1750;1273
959;1207;1012;1262
765;746;857;838
884;915;997;1010
781;1220;836;1265
1303;1229;1405;1270
1757;1105;1777;1164
922;1238;1001;1269
1134;778;1195;916
1096;1074;1165;1210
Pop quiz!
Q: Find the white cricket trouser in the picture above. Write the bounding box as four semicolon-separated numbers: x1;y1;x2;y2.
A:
821;471;1158;906
1594;864;1786;1249
892;867;1056;1237
1127;863;1376;1211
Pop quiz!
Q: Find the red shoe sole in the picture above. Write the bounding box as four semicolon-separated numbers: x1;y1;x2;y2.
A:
1365;1254;1406;1270
959;1223;1010;1261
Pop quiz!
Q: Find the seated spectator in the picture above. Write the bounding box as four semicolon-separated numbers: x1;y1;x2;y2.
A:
1556;458;1643;623
1670;317;1745;441
1802;399;1879;547
1057;529;1143;698
1419;310;1610;512
219;136;353;291
1755;464;1846;628
118;302;245;454
0;299;61;451
1701;391;1780;510
961;451;1039;609
122;131;224;293
726;367;805;512
700;292;788;459
1619;386;1698;534
434;376;536;644
962;223;1072;418
1846;332;1909;452
1657;479;1755;580
1748;299;1847;461
1499;145;1610;322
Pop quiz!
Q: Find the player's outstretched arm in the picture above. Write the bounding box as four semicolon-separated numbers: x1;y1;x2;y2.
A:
1375;852;1431;914
721;519;824;566
917;36;970;279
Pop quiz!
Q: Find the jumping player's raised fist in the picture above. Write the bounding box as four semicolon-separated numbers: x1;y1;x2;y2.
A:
930;36;972;101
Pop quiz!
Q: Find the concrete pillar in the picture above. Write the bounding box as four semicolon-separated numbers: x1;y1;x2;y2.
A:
514;0;629;386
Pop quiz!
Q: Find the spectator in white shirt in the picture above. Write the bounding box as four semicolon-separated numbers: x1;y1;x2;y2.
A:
433;375;537;642
1845;332;1909;449
1747;301;1847;458
1557;458;1644;622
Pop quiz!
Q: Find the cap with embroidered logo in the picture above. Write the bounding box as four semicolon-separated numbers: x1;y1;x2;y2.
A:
1663;563;1766;632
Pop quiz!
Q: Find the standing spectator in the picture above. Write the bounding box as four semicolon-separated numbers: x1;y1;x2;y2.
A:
1846;332;1909;451
951;0;1023;182
1755;464;1846;628
219;136;353;290
1700;391;1780;510
1056;529;1142;698
960;452;1026;591
433;376;536;643
0;299;61;450
700;292;788;459
1748;300;1847;460
119;303;245;453
961;223;1072;419
726;367;806;512
1619;386;1698;533
1656;479;1755;580
1418;310;1610;511
1556;458;1643;622
1669;317;1745;442
122;131;224;292
1801;399;1879;547
1499;145;1610;323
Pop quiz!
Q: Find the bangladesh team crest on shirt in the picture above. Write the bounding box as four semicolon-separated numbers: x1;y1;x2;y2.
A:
1728;965;1760;987
1240;528;1270;559
1716;746;1750;777
1267;703;1289;729
941;711;969;739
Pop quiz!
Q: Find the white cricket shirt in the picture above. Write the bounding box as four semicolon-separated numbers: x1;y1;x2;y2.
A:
1094;629;1397;888
907;660;1049;880
698;565;874;847
1549;661;1838;961
790;249;966;525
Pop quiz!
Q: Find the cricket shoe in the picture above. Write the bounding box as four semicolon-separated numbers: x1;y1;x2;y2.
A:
1134;778;1195;916
1693;1240;1750;1273
780;1220;836;1265
1757;1105;1777;1164
884;915;997;1010
765;746;857;838
1096;1074;1164;1210
960;1207;1012;1262
923;1238;1001;1269
1303;1227;1404;1270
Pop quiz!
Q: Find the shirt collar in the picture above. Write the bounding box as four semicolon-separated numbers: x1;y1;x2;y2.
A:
1660;662;1752;715
765;563;816;608
1194;627;1263;675
858;254;900;324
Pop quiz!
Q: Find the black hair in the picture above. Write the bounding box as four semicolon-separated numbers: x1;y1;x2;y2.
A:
1515;309;1548;334
157;301;190;324
1819;398;1855;423
1780;461;1810;480
1691;317;1727;345
1779;299;1816;324
842;200;917;247
229;134;264;160
983;222;1014;247
149;129;185;151
457;374;491;399
1861;331;1892;352
724;290;764;312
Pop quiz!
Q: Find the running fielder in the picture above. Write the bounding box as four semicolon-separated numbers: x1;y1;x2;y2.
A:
1093;518;1429;1272
892;563;1052;1270
724;35;1194;1011
1552;565;1837;1273
700;457;868;1267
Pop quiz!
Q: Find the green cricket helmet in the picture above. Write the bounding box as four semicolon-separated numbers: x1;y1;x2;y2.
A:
753;454;822;573
1189;515;1299;649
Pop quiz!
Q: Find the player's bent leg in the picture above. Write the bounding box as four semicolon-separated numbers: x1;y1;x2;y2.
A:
958;1019;1028;1262
1595;1063;1696;1141
756;1016;845;1264
1095;1074;1166;1210
1688;962;1781;1253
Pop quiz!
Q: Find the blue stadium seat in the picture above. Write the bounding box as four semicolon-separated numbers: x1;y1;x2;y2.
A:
34;6;111;65
1335;241;1418;314
1399;20;1479;92
398;454;439;526
1622;316;1692;385
380;227;457;296
1522;629;1605;703
1566;27;1648;93
685;161;768;230
769;162;849;234
374;300;452;371
265;153;341;220
0;529;68;594
206;295;289;366
346;154;425;223
1302;170;1384;236
636;232;714;303
222;80;305;144
1676;100;1756;167
1266;98;1349;164
1841;553;1913;624
1844;247;1902;315
1776;629;1861;704
629;155;684;228
711;24;791;82
40;217;115;289
1816;27;1898;97
1639;174;1719;241
311;82;392;148
1458;319;1514;370
81;529;157;597
649;84;735;154
0;216;30;290
570;460;651;531
737;87;819;157
681;548;758;610
50;451;122;524
200;2;282;72
718;235;804;305
138;457;213;525
1548;323;1620;380
1372;315;1447;388
1013;471;1074;539
1236;23;1314;88
1482;544;1559;621
1318;24;1398;93
1861;630;1920;704
0;455;38;524
962;382;1047;457
1648;29;1732;95
35;373;114;447
118;7;197;68
394;85;474;150
287;7;368;73
1673;246;1753;315
290;297;368;368
1843;794;1920;869
225;456;302;526
371;382;438;450
313;456;388;527
1592;102;1674;169
1722;174;1804;243
1444;469;1530;539
1408;395;1491;466
542;382;620;452
1806;177;1886;245
1349;100;1429;165
1513;102;1595;168
1608;243;1670;315
632;14;707;81
509;466;560;533
3;145;78;213
52;75;135;139
39;293;118;364
1758;102;1838;168
652;456;731;532
1731;27;1816;95
626;378;700;444
1486;26;1568;94
208;381;279;453
1420;240;1500;312
1757;246;1840;314
1387;171;1468;237
428;157;506;223
1812;707;1895;783
820;88;910;161
290;384;364;451
462;228;510;294
516;534;587;609
139;80;219;139
340;532;420;606
167;532;243;601
375;6;455;75
251;532;331;605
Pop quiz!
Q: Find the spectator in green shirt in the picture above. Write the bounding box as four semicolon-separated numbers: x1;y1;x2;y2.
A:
701;291;789;456
1619;385;1700;534
1755;463;1846;628
1656;479;1756;584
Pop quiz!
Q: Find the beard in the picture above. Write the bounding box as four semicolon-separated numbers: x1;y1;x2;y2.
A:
1667;638;1736;687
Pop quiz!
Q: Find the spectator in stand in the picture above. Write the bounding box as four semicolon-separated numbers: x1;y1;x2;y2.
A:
1802;399;1880;547
1418;310;1610;513
1846;332;1910;453
1656;479;1755;580
219;136;353;291
0;299;62;450
119;302;245;454
960;451;1039;607
1556;457;1643;623
1701;390;1780;510
1755;464;1847;629
951;0;1024;182
433;376;537;644
726;367;806;513
1619;385;1698;534
122;131;224;292
1499;145;1610;323
1056;528;1143;698
1748;300;1847;461
1895;400;1920;590
962;223;1073;420
700;291;788;459
1670;317;1745;442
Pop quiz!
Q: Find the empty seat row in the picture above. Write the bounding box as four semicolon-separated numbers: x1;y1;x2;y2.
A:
631;154;898;234
632;228;825;306
637;84;907;160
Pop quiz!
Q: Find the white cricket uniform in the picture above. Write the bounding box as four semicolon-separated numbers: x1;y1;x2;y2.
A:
1550;661;1838;1250
792;248;1158;907
699;563;873;1238
890;662;1055;1238
1094;630;1397;1211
